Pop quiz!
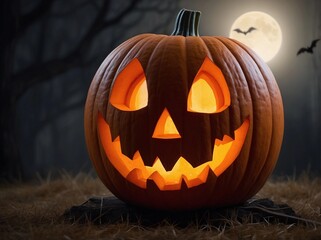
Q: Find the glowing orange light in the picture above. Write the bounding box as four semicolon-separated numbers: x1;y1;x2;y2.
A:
98;113;249;191
189;77;217;113
101;57;249;191
110;58;148;111
187;57;230;113
152;108;181;139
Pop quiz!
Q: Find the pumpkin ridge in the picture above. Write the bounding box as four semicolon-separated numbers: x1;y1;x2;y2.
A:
202;36;255;198
129;34;164;65
85;43;135;196
223;38;275;179
233;39;283;198
215;37;260;180
146;36;185;125
127;35;182;166
198;36;215;60
145;35;177;101
145;35;172;93
215;37;274;199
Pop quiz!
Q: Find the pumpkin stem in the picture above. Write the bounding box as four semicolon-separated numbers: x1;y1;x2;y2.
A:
171;9;201;37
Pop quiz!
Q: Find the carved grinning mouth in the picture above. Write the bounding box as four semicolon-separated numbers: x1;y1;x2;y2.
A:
98;113;249;191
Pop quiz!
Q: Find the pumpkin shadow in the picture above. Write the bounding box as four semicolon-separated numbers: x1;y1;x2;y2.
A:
62;196;318;227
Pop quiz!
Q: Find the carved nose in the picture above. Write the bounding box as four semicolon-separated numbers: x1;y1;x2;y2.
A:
152;108;181;139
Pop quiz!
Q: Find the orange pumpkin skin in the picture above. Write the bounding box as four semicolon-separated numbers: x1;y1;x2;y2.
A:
84;10;284;210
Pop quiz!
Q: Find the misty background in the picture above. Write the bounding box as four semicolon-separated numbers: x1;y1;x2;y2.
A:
1;0;320;180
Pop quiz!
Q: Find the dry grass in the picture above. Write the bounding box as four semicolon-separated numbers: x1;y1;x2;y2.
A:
0;172;320;240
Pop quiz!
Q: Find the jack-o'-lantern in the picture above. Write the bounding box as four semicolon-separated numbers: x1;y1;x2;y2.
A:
84;9;284;210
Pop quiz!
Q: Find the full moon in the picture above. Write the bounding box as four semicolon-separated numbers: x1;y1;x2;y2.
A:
229;11;282;62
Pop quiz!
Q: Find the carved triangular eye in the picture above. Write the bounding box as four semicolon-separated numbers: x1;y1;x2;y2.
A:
110;58;148;111
187;57;230;113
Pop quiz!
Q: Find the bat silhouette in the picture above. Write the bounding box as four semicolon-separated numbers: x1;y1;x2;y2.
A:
297;39;320;55
233;27;257;35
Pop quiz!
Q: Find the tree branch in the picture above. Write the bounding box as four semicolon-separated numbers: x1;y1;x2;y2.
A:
50;0;90;18
19;0;55;35
13;0;141;98
13;52;79;98
76;0;140;53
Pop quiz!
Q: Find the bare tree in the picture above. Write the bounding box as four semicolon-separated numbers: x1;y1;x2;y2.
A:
0;0;179;180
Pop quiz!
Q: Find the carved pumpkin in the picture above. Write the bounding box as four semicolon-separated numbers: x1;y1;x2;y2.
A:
84;9;284;210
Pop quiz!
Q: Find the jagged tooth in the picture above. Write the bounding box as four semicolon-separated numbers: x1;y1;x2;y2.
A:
113;136;121;143
148;171;165;190
146;178;161;191
145;157;162;178
127;168;142;179
215;135;234;146
110;137;136;173
180;177;189;191
171;157;193;173
207;168;218;184
164;181;182;191
222;135;234;143
132;151;145;166
143;151;158;168
149;171;182;191
112;136;121;150
131;151;152;180
132;150;141;159
126;168;146;189
152;157;167;173
197;166;210;183
181;166;210;189
214;138;223;146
